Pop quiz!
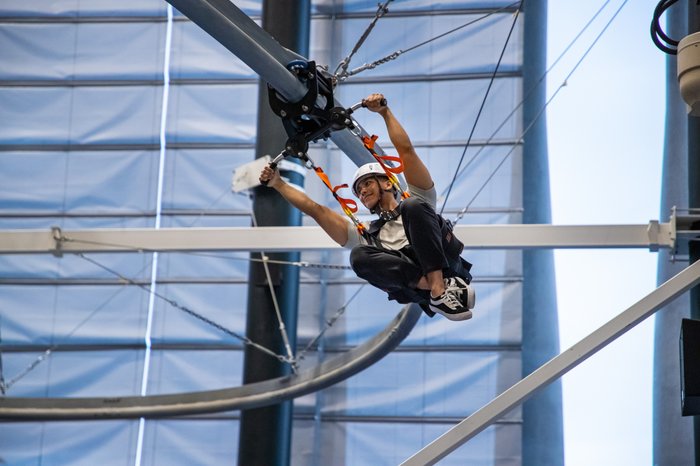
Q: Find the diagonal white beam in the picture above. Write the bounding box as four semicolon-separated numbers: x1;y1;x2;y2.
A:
0;222;675;254
400;259;700;465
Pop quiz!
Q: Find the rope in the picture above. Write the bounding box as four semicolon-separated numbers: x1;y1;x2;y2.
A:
336;1;521;81
439;3;522;215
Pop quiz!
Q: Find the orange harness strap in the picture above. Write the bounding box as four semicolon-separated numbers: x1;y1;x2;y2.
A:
310;165;368;236
361;135;410;200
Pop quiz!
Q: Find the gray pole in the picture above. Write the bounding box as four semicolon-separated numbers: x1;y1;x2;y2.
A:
653;3;694;464
521;1;564;464
238;2;310;465
689;5;700;464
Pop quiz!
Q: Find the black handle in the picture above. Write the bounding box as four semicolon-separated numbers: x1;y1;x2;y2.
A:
349;98;388;112
261;161;278;186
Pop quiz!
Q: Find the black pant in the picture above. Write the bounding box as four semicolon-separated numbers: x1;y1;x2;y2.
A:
350;197;472;314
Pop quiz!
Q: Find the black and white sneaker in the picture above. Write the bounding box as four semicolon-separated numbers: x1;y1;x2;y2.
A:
429;289;472;321
445;277;476;310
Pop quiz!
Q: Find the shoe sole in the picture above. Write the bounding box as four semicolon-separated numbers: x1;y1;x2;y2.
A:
430;307;473;321
465;285;476;309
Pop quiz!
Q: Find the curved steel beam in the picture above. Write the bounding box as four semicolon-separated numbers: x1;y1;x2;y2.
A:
0;304;422;420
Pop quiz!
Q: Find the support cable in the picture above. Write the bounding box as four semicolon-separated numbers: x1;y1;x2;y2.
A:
438;0;612;210
0;273;138;393
439;2;522;215
1;246;366;392
249;207;297;372
53;235;352;270
76;253;286;362
295;283;366;363
0;316;5;395
448;0;629;225
333;0;393;79
334;1;520;81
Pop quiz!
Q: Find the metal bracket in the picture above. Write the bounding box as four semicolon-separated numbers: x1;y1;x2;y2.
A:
51;226;64;258
647;220;660;252
669;206;700;262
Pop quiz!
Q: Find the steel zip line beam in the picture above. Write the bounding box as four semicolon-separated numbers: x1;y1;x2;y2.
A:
0;220;681;254
163;0;381;167
400;259;700;465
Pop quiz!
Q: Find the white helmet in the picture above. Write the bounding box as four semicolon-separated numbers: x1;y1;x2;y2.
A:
351;163;387;196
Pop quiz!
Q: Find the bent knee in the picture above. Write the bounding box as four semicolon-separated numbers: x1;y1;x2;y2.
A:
400;196;431;217
350;245;374;275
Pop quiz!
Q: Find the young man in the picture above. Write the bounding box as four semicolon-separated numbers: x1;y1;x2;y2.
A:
259;93;474;320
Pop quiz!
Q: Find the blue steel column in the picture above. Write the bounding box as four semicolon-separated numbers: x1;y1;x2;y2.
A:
653;4;695;465
238;2;310;466
521;1;564;465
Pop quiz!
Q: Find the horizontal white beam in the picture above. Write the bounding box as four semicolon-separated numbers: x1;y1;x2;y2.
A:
0;222;675;254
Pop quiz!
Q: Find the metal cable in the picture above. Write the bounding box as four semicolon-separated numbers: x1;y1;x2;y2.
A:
0;269;138;393
248;209;297;372
451;0;630;225
336;1;520;80
441;0;613;219
76;253;287;363
295;283;367;364
439;3;522;215
333;0;393;79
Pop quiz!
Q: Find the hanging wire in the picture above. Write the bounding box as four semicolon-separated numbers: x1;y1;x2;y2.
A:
439;2;522;215
450;0;630;225
440;0;613;215
335;1;521;81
